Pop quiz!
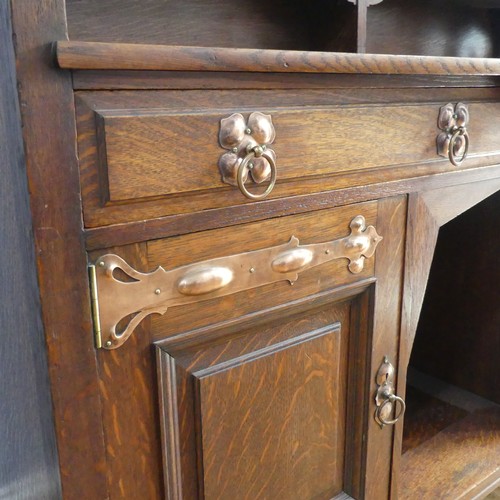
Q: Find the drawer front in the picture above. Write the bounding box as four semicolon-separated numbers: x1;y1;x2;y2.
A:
77;90;500;227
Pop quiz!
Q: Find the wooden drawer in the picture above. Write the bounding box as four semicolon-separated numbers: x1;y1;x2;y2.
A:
76;90;500;227
88;195;407;498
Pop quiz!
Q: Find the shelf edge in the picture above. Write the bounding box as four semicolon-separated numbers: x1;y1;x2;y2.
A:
56;41;500;76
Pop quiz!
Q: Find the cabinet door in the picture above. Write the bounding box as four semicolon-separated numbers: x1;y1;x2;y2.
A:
90;196;406;499
157;283;371;499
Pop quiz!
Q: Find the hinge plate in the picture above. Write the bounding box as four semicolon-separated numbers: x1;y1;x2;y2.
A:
88;264;102;349
89;215;382;350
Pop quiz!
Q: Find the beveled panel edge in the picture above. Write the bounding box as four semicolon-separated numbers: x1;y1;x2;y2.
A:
155;278;377;352
156;349;183;500
56;41;500;76
193;322;341;378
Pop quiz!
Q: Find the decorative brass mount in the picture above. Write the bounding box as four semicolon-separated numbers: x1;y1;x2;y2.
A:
436;102;470;166
89;215;382;350
374;356;406;428
218;112;277;200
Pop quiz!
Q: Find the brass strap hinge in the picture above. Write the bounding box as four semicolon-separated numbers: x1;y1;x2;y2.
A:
89;215;382;351
88;264;102;349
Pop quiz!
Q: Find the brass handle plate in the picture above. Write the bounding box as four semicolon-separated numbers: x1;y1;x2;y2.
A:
89;215;382;350
218;112;277;200
436;102;470;166
374;356;406;428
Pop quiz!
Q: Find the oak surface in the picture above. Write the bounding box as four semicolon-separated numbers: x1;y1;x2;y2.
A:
76;88;500;229
9;1;107;497
57;40;500;75
9;2;500;498
0;3;61;498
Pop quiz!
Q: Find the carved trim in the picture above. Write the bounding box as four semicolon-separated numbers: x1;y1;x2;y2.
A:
91;215;382;349
157;348;183;500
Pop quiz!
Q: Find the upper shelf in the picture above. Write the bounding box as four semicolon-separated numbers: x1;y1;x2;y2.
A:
56;41;500;76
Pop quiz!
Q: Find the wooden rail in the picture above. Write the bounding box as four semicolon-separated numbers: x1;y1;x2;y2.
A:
56;41;500;75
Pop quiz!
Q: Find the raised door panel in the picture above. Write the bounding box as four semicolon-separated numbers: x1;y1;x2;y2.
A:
157;288;370;499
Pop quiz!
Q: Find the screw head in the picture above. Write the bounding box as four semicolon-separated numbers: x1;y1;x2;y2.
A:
249;267;255;273
325;249;330;255
99;261;105;267
248;162;254;169
232;147;238;153
155;288;161;295
245;128;252;134
105;340;112;347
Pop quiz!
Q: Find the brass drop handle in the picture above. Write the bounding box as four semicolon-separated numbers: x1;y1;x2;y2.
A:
375;391;406;427
437;102;470;167
374;356;406;428
218;111;278;200
448;127;469;167
237;145;277;200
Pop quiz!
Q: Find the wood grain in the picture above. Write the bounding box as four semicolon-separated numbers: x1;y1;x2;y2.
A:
400;407;500;499
84;163;500;251
0;3;61;498
89;101;500;203
65;0;356;53
402;386;469;454
392;180;500;498
76;88;500;229
72;70;500;91
56;40;500;75
89;243;164;499
363;195;407;499
367;0;497;58
197;324;344;499
9;1;107;498
147;202;378;341
412;191;500;403
157;288;367;498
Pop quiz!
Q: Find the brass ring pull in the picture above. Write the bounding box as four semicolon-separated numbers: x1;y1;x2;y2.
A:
448;127;469;167
437;103;470;166
237;147;277;200
376;393;406;426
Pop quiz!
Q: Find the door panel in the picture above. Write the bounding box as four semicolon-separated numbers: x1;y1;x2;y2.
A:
86;196;406;499
157;286;372;499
